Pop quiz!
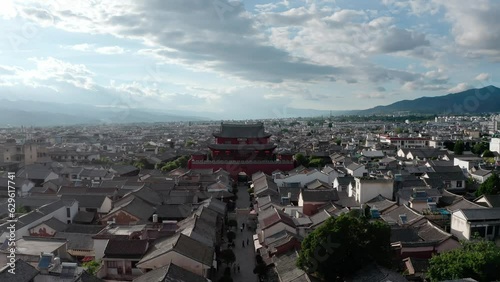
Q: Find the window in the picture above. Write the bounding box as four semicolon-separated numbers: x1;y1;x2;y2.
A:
444;181;451;188
107;261;118;268
66;207;71;218
456;181;462;188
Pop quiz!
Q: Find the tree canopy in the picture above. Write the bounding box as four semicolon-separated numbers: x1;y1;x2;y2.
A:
219;249;236;266
294;153;309;167
475;172;500;197
296;213;391;281
427;239;500;282
473;142;489;155
454;140;465;155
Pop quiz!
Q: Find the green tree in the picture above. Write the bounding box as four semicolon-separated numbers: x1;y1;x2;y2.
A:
473;142;489;155
82;260;101;275
185;139;196;147
227;231;236;243
227;219;238;229
294;153;309;167
482;150;494;158
219;267;234;282
220;249;236;266
454;140;465;155
427;239;500;282
475;172;500;196
296;213;391;281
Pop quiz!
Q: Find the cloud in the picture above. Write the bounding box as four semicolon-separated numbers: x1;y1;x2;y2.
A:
436;0;500;58
62;44;125;54
374;27;430;53
448;82;469;93
0;57;95;90
475;73;490;81
356;92;386;99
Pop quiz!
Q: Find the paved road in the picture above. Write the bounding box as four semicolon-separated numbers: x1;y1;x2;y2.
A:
217;184;258;282
233;184;258;282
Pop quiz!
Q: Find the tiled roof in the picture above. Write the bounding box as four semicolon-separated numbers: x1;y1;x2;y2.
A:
0;259;39;282
104;239;149;258
132;263;208;282
213;123;270;138
139;233;214;266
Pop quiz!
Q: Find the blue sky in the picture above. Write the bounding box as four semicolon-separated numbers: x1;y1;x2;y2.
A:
0;0;498;119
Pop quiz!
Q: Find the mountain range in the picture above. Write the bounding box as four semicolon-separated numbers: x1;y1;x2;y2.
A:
357;85;500;115
1;86;499;126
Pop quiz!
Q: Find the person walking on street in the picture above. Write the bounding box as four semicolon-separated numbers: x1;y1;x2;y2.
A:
242;223;245;229
247;238;249;245
240;226;243;233
237;263;240;273
242;240;245;248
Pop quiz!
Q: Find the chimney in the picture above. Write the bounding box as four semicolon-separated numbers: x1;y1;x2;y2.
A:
152;214;158;223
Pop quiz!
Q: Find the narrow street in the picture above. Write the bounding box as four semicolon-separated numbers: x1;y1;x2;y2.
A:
232;183;258;282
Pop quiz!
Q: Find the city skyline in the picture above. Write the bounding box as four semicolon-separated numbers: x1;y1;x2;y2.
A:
0;0;499;119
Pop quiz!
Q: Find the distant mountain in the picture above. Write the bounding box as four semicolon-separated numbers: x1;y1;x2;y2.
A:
284;108;355;117
358;85;500;115
0;100;208;127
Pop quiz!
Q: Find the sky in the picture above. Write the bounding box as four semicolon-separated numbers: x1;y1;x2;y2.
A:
0;0;499;119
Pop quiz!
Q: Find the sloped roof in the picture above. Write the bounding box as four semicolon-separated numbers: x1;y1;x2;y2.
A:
56;232;94;250
132;263;208;282
459;208;500;221
273;251;315;282
35;217;67;232
0;259;39;282
139;233;214;266
213;123;270;138
105;239;149;258
301;189;339;202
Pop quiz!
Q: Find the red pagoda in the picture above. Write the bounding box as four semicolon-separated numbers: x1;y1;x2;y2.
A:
188;123;294;179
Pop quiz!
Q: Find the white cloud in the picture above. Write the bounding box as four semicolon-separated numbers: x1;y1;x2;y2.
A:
0;57;95;90
62;44;125;54
436;0;500;58
475;73;490;81
448;82;469;93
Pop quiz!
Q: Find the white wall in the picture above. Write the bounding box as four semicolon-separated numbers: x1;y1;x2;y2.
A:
450;211;470;240
355;178;393;204
490;138;500;154
94;239;109;261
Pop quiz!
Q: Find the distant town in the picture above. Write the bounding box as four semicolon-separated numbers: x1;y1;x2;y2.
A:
0;113;500;282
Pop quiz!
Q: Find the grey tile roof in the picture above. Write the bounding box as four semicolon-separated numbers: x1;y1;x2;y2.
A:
139;233;214;266
73;211;96;223
39;217;67;232
477;195;500;207
110;196;156;221
105;239;149;258
301;189;339;202
213;123;269;138
381;204;424;226
156;204;193;219
132;263;208;282
61;195;107;208
56;232;94;250
273;251;312;282
0;259;39;282
459;208;500;221
64;224;104;234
